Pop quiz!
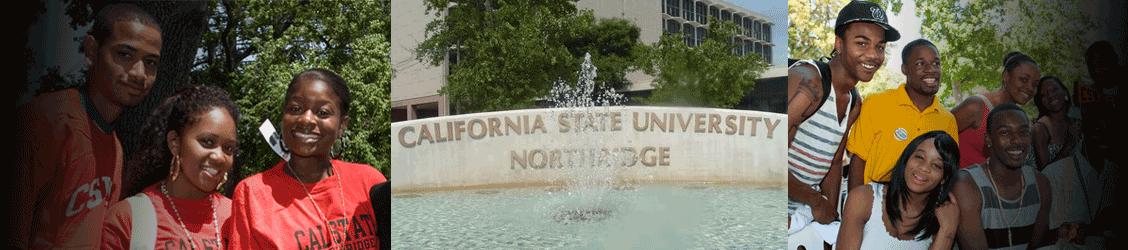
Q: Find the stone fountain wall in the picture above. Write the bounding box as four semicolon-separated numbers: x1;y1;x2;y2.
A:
391;106;785;191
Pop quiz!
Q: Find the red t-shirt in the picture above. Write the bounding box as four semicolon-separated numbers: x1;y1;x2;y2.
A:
15;89;123;249
958;100;991;169
101;183;232;250
227;160;388;250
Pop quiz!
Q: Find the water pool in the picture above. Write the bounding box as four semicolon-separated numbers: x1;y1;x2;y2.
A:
392;185;786;249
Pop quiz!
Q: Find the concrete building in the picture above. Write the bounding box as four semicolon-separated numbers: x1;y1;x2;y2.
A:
392;0;786;122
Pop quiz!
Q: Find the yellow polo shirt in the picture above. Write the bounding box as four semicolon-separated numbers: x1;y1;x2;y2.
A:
847;83;959;185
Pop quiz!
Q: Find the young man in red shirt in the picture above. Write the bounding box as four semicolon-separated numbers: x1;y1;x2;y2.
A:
13;3;162;249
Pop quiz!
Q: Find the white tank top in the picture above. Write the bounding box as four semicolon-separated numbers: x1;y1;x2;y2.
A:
859;183;933;250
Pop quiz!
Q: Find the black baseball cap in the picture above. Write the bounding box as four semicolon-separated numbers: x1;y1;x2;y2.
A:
835;0;900;42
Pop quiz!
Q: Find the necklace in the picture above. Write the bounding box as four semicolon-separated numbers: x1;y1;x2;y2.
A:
985;165;1025;250
903;206;921;216
286;161;348;249
161;181;221;250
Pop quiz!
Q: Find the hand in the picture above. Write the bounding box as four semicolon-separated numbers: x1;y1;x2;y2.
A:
935;195;960;233
812;198;839;224
1057;222;1082;244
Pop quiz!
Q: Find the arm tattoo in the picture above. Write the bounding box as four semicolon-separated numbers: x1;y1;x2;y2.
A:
789;67;823;123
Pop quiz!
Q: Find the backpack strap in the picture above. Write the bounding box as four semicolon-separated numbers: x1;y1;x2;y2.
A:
788;59;837;110
812;60;835;110
126;194;157;250
790;59;856;119
850;86;860;111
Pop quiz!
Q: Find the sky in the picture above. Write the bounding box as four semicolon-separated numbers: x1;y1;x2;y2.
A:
884;0;923;73
727;0;789;66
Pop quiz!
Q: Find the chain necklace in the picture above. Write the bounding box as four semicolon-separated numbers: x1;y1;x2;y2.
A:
286;161;348;250
985;165;1025;250
161;181;221;250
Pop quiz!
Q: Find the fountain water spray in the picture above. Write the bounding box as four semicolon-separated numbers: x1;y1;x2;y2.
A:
546;53;629;223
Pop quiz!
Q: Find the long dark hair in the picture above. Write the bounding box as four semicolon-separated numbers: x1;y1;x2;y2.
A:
123;84;240;198
1033;75;1070;120
881;130;959;240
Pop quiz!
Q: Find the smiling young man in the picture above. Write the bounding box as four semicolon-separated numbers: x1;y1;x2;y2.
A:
787;1;900;249
13;4;161;249
952;103;1052;250
845;39;959;193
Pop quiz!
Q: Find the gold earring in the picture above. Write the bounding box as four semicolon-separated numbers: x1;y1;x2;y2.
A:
170;155;180;182
214;172;228;191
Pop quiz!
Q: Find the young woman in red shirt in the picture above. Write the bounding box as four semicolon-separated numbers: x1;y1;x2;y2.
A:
226;69;387;249
102;84;240;250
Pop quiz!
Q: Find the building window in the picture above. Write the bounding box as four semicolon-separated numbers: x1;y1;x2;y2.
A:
754;21;761;41
721;10;730;22
744;17;753;37
413;103;439;120
763;23;770;43
737;39;746;55
745;40;754;57
764;45;772;64
682;0;693;20
710;6;719;20
391;107;408;122
665;0;679;17
666;19;680;34
732;14;742;36
696;26;706;46
695;2;707;24
684;23;695;46
447;47;466;73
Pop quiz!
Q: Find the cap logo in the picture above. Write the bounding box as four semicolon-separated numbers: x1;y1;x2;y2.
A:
870;6;886;22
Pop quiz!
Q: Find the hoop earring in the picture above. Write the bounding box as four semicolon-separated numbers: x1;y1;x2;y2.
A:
214;172;228;191
169;155;181;182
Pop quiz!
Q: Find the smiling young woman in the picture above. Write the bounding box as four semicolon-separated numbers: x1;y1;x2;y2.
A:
836;131;961;250
226;69;388;250
951;52;1041;169
102;84;239;250
1027;76;1078;170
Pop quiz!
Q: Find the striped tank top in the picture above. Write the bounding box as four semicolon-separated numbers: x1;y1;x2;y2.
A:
962;163;1041;250
787;60;854;216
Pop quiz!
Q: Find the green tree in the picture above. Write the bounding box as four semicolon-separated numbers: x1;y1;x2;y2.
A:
204;0;392;182
417;0;646;112
641;17;767;108
916;0;1098;114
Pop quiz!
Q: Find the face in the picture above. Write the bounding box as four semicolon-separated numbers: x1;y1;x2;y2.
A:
85;20;162;108
904;138;947;194
282;79;349;158
1038;80;1068;113
986;110;1031;170
1003;62;1040;105
903;45;942;96
1086;53;1115;84
168;108;237;193
836;22;887;82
